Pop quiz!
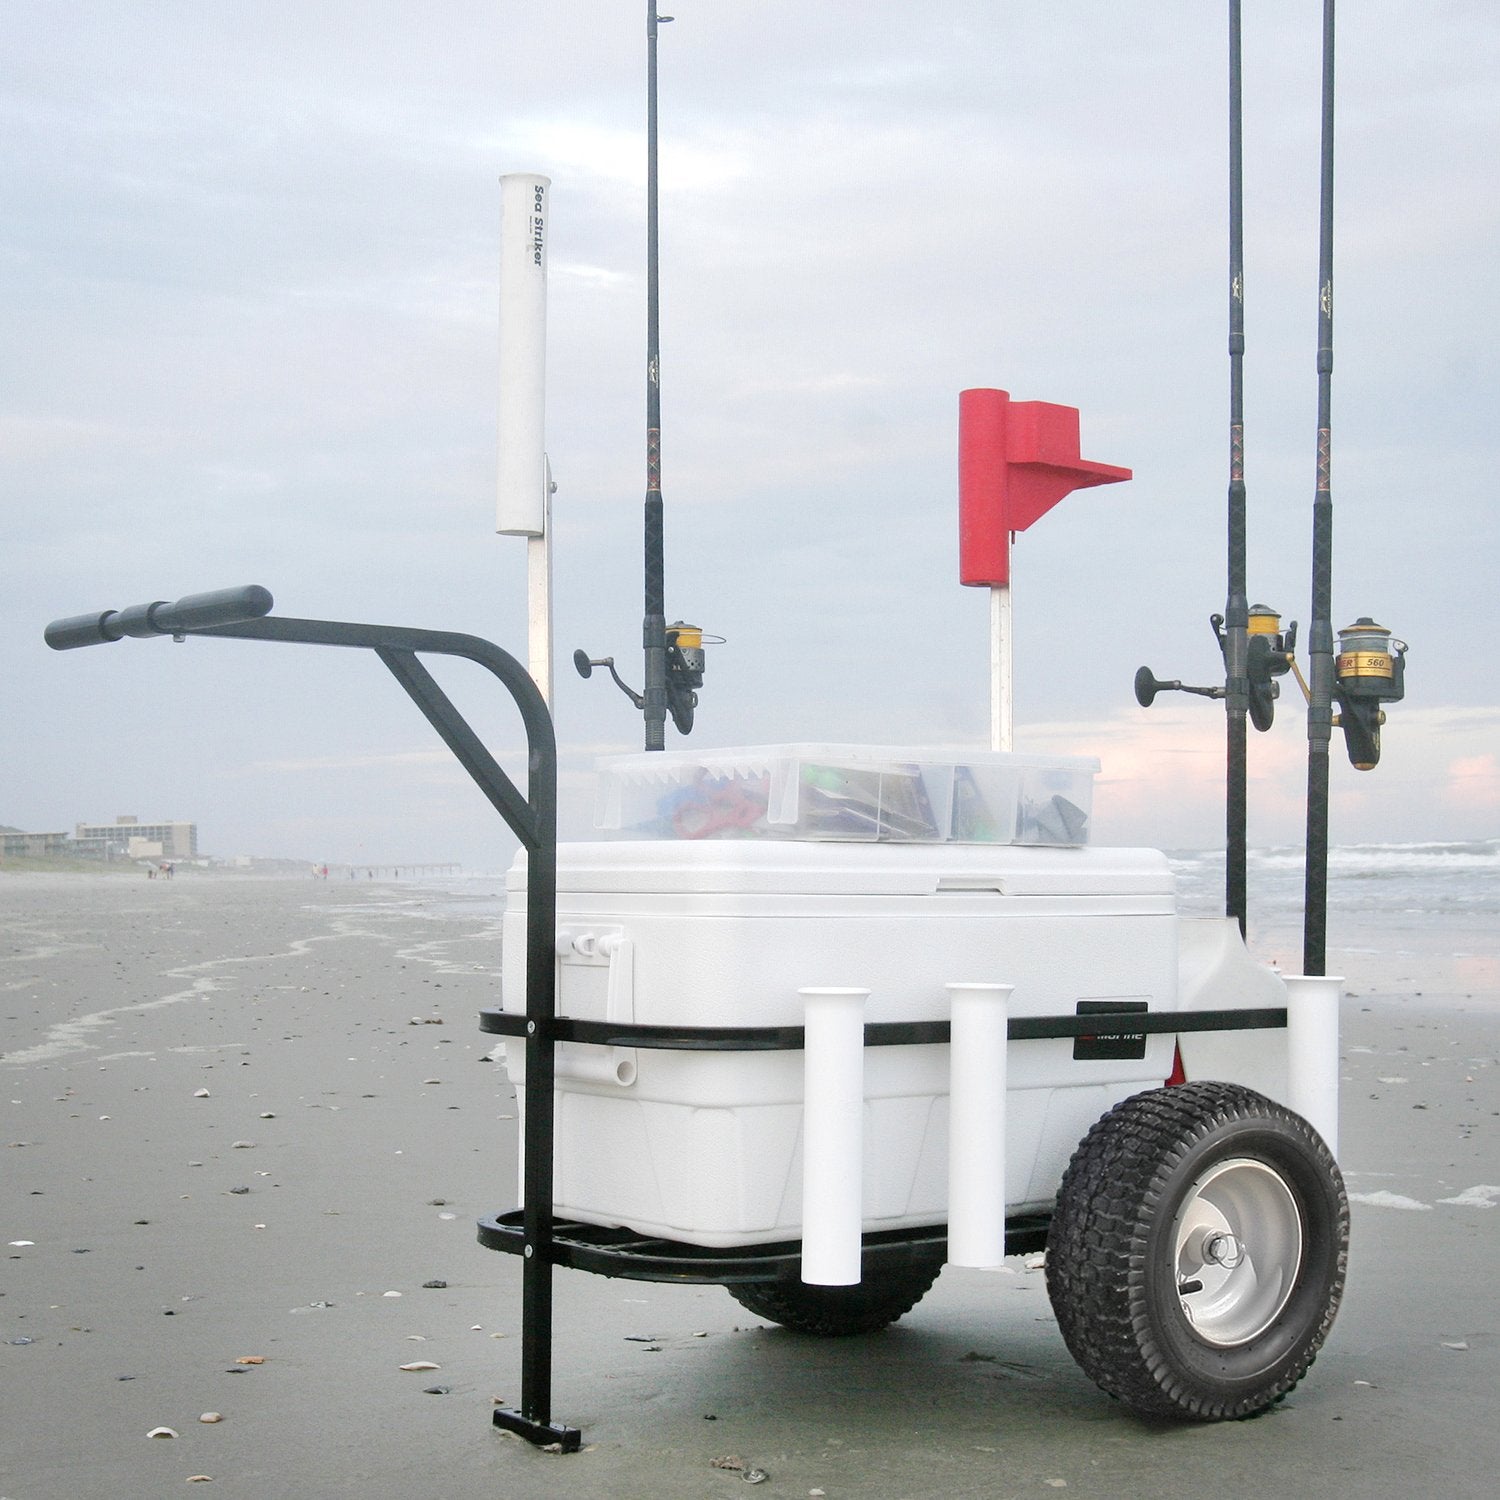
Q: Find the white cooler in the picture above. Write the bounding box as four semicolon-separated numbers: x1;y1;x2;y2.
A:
501;838;1179;1248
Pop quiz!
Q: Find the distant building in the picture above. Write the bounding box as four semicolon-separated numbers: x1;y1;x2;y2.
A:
73;815;198;861
1;829;72;858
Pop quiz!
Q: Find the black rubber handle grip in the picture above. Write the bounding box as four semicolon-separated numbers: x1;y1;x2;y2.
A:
45;585;274;651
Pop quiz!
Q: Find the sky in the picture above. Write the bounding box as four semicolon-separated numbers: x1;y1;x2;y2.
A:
3;0;1496;871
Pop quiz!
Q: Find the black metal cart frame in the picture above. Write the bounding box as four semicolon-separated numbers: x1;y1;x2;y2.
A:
46;585;1291;1454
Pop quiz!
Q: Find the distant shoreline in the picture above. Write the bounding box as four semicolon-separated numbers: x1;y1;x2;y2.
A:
0;857;451;879
0;859;337;883
0;855;140;877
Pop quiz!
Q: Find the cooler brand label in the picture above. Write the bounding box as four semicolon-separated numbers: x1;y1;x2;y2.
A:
1073;1000;1149;1062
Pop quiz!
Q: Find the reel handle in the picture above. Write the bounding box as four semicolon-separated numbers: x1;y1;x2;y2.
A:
573;649;645;710
1134;666;1224;707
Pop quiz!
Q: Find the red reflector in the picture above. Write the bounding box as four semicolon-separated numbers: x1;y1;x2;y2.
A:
1166;1040;1187;1087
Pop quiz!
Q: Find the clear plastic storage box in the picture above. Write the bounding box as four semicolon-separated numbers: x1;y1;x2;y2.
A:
593;744;1099;845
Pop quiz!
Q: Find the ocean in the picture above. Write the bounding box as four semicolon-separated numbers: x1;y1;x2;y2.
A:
1169;837;1500;924
1170;838;1499;999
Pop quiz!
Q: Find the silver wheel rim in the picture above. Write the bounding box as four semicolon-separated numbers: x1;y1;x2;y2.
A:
1171;1156;1303;1347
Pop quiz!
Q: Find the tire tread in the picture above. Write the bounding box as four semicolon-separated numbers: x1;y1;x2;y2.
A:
727;1263;942;1336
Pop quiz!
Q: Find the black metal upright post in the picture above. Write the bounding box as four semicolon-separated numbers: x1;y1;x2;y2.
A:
1303;0;1338;976
642;1;668;751
1224;0;1250;937
511;748;568;1442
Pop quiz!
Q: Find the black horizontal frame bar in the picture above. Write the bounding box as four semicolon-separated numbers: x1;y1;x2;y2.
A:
476;1209;1053;1283
478;1006;1287;1050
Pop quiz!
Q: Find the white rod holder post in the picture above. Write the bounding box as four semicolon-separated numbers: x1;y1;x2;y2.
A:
989;585;1013;751
946;982;1012;1267
799;986;869;1286
526;462;555;707
497;172;553;702
1283;973;1342;1159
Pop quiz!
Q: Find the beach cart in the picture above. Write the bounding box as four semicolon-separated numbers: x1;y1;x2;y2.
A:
477;743;1349;1446
45;587;1348;1451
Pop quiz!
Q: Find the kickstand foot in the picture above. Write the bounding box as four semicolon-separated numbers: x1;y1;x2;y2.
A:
492;1407;583;1452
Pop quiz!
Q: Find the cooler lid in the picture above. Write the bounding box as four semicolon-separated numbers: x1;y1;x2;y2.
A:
510;839;1173;898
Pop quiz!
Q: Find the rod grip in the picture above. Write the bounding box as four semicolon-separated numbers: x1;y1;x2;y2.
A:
45;585;274;650
153;585;274;634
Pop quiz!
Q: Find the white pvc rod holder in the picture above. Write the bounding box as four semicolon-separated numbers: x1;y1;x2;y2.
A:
497;172;551;538
946;982;1012;1267
1283;973;1342;1159
799;986;869;1286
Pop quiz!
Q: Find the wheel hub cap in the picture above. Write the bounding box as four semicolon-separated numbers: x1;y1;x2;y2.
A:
1172;1156;1303;1347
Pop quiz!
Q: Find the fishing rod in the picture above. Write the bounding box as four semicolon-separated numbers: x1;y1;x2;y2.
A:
575;2;711;748
1299;0;1410;970
1223;0;1251;933
1134;0;1294;935
642;0;670;750
1298;1;1416;971
1301;0;1339;975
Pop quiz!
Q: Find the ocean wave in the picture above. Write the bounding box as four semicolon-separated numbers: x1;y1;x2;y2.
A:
1173;839;1500;872
1169;838;1500;921
1254;840;1499;878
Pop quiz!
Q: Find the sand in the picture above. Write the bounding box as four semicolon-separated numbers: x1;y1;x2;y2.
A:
2;869;1498;1499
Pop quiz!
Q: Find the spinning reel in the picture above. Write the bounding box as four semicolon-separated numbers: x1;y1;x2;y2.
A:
574;621;717;737
1134;604;1295;732
1135;607;1407;769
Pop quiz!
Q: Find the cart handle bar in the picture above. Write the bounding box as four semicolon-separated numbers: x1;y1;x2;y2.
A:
45;585;274;651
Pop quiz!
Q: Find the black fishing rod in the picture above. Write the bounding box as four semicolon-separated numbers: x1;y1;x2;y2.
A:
1297;0;1410;965
643;0;669;751
1302;0;1338;975
575;2;710;746
1134;0;1294;930
1224;0;1250;934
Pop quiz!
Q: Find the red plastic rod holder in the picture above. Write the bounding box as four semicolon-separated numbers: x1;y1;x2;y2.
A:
958;388;1131;587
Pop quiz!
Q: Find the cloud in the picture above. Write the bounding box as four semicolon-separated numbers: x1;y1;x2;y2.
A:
1443;754;1500;813
1022;704;1500;851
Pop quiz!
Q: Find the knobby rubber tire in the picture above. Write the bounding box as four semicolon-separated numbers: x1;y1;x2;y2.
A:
1045;1080;1348;1421
727;1263;942;1336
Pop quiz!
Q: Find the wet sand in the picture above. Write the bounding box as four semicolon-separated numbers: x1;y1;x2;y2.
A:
2;871;1497;1498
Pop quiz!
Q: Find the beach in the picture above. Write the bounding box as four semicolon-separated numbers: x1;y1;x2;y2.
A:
2;864;1497;1499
